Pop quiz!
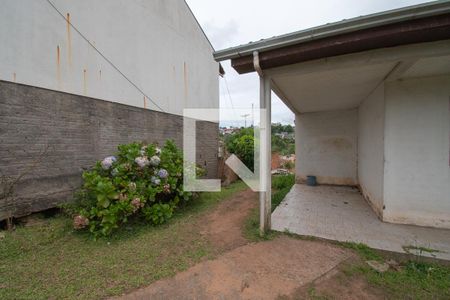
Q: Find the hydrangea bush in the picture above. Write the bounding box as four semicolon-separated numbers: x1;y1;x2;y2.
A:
70;140;194;236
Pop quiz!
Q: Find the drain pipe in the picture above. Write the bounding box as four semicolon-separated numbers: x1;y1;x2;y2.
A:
253;51;263;77
253;51;272;235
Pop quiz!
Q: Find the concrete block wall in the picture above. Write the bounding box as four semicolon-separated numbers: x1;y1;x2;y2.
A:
0;80;218;220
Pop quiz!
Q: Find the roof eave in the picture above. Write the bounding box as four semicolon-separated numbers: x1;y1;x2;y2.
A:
213;0;450;62
233;12;450;74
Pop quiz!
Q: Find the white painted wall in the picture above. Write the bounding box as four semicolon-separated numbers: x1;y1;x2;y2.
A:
295;109;358;185
358;83;385;216
384;75;450;229
0;0;218;115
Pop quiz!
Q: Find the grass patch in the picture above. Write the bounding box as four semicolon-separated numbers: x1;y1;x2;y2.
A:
338;242;450;299
0;181;247;300
344;259;450;299
271;174;295;211
338;241;383;261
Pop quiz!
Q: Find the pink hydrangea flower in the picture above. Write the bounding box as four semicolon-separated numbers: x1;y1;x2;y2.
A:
119;193;128;202
163;184;171;194
131;197;144;212
135;156;149;168
73;215;89;229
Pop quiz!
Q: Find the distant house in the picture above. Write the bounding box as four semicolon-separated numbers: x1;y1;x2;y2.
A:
221;127;241;135
215;1;450;230
0;0;220;220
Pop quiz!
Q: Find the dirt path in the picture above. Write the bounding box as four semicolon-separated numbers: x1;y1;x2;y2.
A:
198;188;257;252
120;236;351;300
114;189;372;300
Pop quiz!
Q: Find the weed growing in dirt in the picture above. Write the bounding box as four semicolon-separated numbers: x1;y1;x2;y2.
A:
338;241;383;261
243;208;279;242
402;245;441;257
307;286;330;300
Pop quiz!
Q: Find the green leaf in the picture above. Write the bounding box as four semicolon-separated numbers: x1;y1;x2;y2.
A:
98;198;110;208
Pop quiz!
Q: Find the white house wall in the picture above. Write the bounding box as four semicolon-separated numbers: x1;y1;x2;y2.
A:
295;109;358;185
0;0;218;115
384;75;450;229
358;83;385;217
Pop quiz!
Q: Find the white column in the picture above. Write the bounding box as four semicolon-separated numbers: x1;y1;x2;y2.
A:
259;75;271;234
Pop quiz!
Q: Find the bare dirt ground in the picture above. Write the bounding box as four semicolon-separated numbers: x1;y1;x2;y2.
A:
116;189;382;300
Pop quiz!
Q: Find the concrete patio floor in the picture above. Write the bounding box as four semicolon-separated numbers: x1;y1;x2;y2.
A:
272;184;450;261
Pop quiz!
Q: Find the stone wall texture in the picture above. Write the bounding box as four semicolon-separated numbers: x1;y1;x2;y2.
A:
0;80;218;220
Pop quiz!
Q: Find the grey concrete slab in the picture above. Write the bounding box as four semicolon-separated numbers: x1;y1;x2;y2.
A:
272;184;450;260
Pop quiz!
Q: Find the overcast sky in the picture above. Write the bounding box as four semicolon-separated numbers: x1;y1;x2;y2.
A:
185;0;431;127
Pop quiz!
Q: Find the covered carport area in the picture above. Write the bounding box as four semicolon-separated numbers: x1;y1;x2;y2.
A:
214;1;450;259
